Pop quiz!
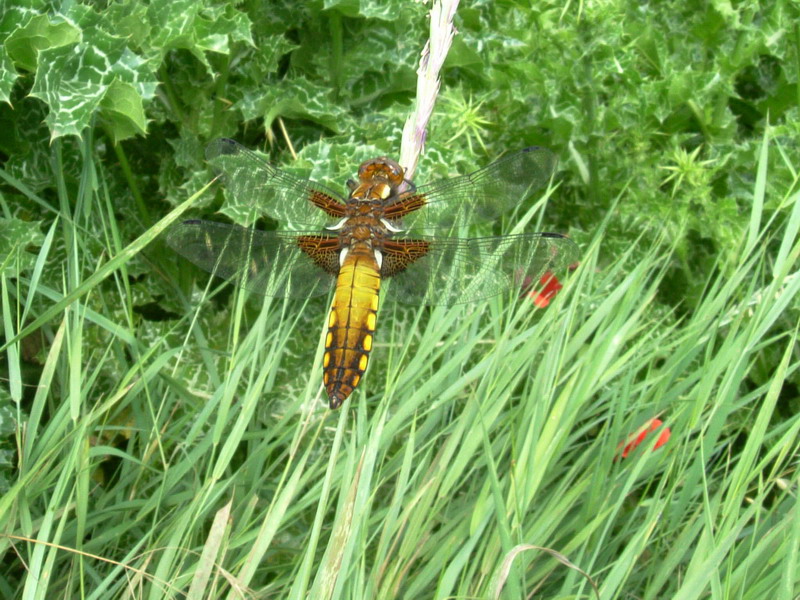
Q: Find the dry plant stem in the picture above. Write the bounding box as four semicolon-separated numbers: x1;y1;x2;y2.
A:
400;0;460;180
277;117;298;160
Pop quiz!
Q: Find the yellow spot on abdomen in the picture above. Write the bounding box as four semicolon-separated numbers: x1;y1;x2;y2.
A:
323;352;330;368
325;331;333;347
370;294;379;311
358;354;368;371
362;334;373;351
366;313;376;331
351;374;361;387
328;311;336;328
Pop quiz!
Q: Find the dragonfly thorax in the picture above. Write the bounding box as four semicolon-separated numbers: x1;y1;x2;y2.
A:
357;157;404;185
349;157;405;204
337;213;389;247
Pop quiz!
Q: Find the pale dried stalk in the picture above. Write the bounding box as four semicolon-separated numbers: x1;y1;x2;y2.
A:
399;0;460;180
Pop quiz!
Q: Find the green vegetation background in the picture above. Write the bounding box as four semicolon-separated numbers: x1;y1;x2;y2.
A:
0;0;798;598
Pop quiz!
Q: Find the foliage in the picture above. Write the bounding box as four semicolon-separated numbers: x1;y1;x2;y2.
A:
0;0;799;598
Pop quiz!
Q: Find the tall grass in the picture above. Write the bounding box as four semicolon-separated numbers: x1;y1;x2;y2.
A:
1;133;798;600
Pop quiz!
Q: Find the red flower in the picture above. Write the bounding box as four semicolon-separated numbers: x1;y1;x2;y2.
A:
528;271;564;308
616;418;671;460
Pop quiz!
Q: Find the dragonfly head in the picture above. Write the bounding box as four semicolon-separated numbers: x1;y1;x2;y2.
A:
357;157;405;187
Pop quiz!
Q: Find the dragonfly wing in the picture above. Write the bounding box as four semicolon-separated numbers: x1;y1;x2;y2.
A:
385;147;558;232
381;232;579;306
166;220;336;298
206;138;346;228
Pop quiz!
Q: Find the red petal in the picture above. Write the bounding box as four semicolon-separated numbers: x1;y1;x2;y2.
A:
616;418;670;460
529;290;551;308
529;271;563;308
653;426;671;449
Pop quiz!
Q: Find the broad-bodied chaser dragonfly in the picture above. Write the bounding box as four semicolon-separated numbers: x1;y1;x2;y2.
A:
167;139;579;408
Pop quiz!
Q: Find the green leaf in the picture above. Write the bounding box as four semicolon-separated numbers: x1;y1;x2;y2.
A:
238;77;352;133
195;3;254;51
146;0;253;66
238;34;298;80
0;217;43;277
0;388;15;494
0;47;16;104
323;0;404;21
99;78;147;142
0;98;69;192
103;0;151;48
30;40;117;139
0;395;15;437
27;7;157;140
3;12;81;72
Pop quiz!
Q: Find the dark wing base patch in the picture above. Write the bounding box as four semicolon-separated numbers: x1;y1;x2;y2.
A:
298;235;341;275
381;239;430;277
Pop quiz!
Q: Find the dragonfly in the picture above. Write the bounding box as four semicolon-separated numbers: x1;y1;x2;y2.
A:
166;138;580;408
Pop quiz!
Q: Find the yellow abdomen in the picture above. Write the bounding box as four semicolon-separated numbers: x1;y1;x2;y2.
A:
324;245;381;408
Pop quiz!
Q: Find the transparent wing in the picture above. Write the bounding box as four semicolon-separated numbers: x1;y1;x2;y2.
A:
165;220;336;298
383;232;579;305
206;138;346;228
387;147;558;232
